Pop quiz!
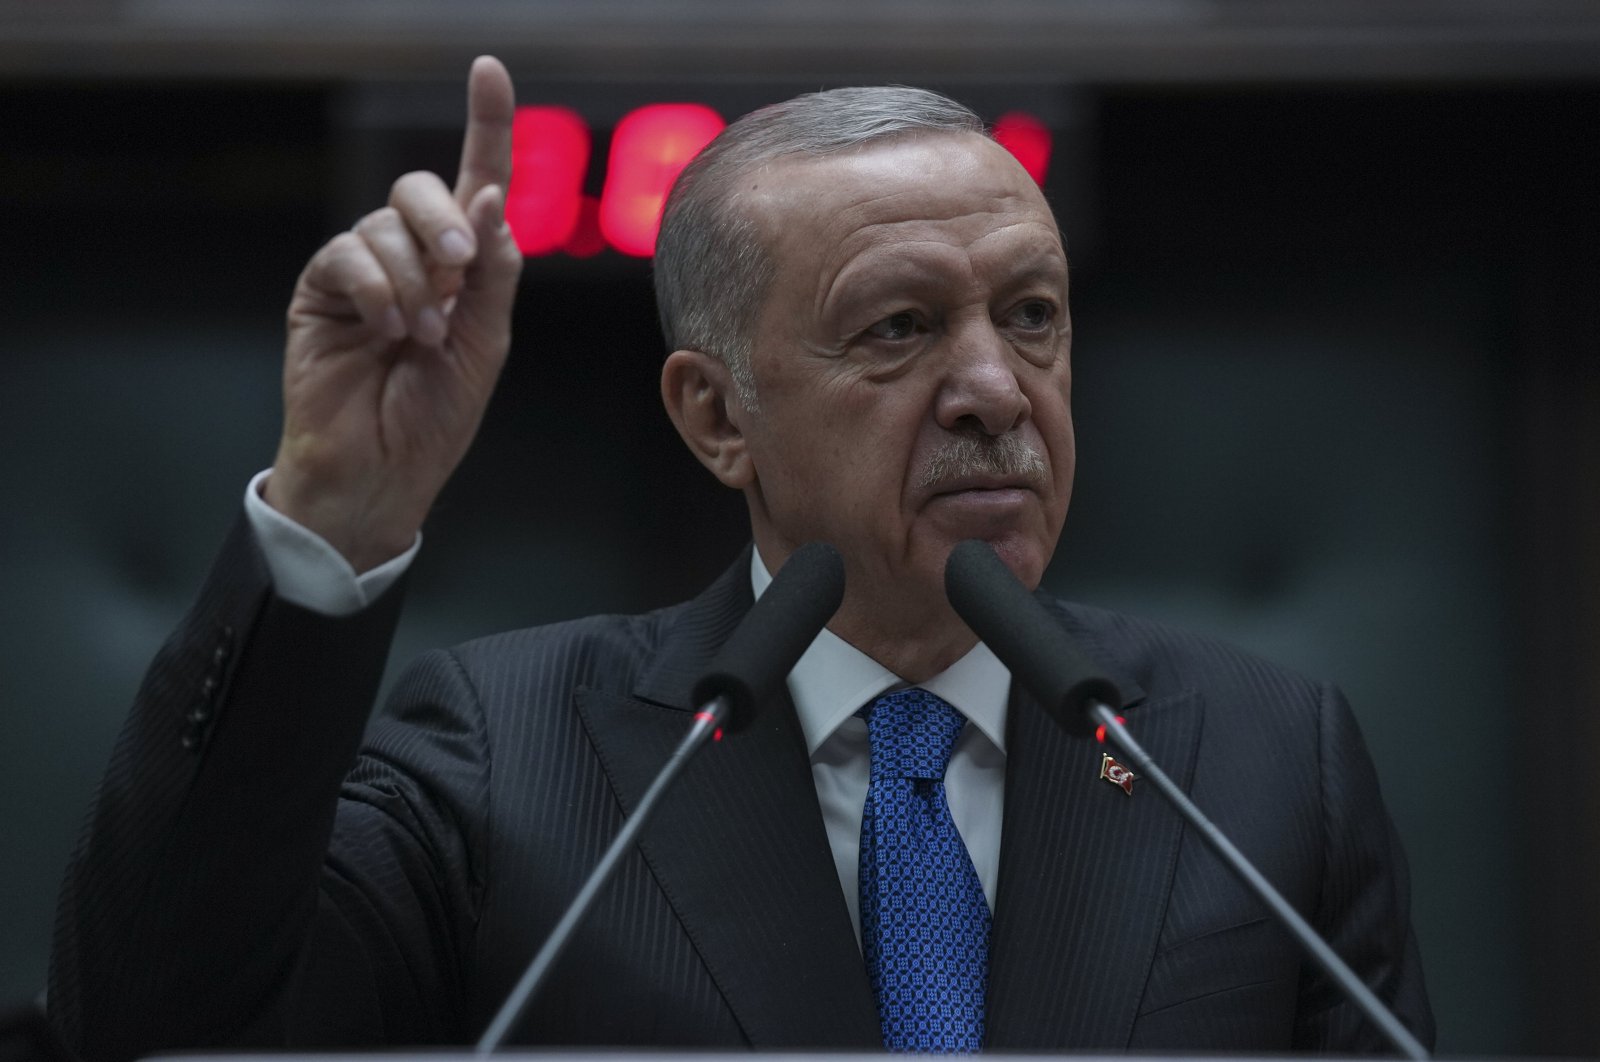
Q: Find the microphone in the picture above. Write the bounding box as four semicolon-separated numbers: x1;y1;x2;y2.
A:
943;539;1429;1061
944;541;1121;737
693;540;848;733
476;542;844;1053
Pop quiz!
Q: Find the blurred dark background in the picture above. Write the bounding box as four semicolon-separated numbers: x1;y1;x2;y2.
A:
3;1;1598;1055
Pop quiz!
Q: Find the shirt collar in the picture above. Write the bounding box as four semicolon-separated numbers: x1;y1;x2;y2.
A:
751;547;1010;757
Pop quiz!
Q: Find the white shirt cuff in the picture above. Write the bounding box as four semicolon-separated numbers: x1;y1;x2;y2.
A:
243;468;420;617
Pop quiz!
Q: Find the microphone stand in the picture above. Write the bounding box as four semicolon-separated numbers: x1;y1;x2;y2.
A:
474;538;844;1053
474;697;731;1054
1090;702;1429;1061
944;538;1429;1060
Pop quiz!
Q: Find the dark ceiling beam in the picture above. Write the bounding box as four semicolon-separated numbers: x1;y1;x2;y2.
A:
3;2;1600;83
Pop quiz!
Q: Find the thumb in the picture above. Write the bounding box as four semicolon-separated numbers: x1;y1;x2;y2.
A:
450;184;523;355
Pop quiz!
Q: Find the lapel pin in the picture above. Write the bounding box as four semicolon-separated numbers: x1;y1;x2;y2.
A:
1099;752;1135;796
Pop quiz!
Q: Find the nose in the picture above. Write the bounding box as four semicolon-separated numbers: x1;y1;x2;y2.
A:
934;319;1031;436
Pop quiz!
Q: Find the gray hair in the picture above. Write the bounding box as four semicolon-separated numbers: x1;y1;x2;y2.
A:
653;86;988;409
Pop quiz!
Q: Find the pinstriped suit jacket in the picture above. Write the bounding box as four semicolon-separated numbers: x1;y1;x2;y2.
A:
50;516;1434;1061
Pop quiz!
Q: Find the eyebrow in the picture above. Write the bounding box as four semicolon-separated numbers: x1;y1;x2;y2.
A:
1000;255;1070;289
817;232;1069;323
818;254;948;323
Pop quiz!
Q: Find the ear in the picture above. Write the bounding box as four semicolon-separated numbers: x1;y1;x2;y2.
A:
661;349;755;490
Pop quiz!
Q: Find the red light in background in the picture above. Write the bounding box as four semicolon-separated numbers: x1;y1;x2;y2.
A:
562;195;607;258
506;106;590;256
993;112;1052;185
510;102;1042;257
600;103;725;258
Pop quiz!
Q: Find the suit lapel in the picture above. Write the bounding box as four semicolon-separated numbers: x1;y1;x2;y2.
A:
572;564;1203;1049
986;600;1204;1049
574;552;880;1048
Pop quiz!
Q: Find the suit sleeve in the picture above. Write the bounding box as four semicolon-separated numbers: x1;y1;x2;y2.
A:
1293;682;1436;1051
46;513;478;1060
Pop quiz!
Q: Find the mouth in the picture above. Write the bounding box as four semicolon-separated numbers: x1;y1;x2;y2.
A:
923;482;1038;522
929;474;1038;498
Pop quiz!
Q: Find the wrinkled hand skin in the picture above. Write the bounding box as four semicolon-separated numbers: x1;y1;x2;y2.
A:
266;56;524;573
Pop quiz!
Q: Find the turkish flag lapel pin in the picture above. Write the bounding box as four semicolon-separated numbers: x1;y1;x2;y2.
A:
1099;752;1136;796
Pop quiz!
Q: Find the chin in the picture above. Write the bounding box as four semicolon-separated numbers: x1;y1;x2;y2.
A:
989;537;1050;590
933;530;1050;592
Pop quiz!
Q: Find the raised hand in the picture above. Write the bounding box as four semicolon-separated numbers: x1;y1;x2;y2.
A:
265;56;524;572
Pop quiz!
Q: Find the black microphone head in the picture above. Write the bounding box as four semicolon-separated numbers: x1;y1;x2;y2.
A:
945;539;1121;737
691;541;845;733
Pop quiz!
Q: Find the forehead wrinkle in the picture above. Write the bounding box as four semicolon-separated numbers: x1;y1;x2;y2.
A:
817;183;1057;258
749;133;1063;334
818;214;1064;322
828;186;1044;237
965;222;1069;284
817;238;973;323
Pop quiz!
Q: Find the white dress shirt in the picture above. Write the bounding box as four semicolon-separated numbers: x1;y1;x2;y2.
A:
244;470;417;615
750;551;1008;941
243;472;1010;940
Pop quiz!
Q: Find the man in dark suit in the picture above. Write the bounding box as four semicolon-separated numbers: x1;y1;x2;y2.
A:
50;56;1433;1059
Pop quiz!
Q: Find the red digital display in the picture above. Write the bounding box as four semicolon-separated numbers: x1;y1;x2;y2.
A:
992;111;1052;185
600;103;726;257
563;194;607;258
505;106;590;256
507;101;1050;258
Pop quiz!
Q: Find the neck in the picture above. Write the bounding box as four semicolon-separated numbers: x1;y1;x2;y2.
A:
825;595;978;684
749;529;980;683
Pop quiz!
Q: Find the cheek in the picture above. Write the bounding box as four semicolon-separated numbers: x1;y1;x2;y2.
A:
757;415;883;512
1035;372;1075;456
816;384;921;459
1050;418;1077;503
755;368;937;510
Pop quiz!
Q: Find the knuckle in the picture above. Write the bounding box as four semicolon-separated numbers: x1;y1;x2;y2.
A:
353;206;400;235
390;169;443;203
305;231;365;279
388;271;432;310
350;273;393;306
320;230;364;259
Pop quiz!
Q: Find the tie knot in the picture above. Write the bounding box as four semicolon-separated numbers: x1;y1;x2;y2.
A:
865;688;966;781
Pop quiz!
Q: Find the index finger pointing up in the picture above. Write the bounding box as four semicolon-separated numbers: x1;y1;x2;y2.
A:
455;56;515;208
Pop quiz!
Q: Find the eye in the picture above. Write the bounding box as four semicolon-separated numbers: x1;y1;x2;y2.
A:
1008;299;1055;331
865;311;920;342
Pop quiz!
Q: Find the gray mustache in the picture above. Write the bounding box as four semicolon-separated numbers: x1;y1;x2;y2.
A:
917;433;1047;491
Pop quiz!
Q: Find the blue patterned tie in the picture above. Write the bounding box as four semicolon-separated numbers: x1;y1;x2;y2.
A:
859;688;990;1052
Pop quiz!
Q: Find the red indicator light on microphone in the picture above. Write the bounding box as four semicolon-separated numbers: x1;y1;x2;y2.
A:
506;106;591;256
693;710;725;742
600;103;725;257
1094;716;1126;744
992;111;1052;185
